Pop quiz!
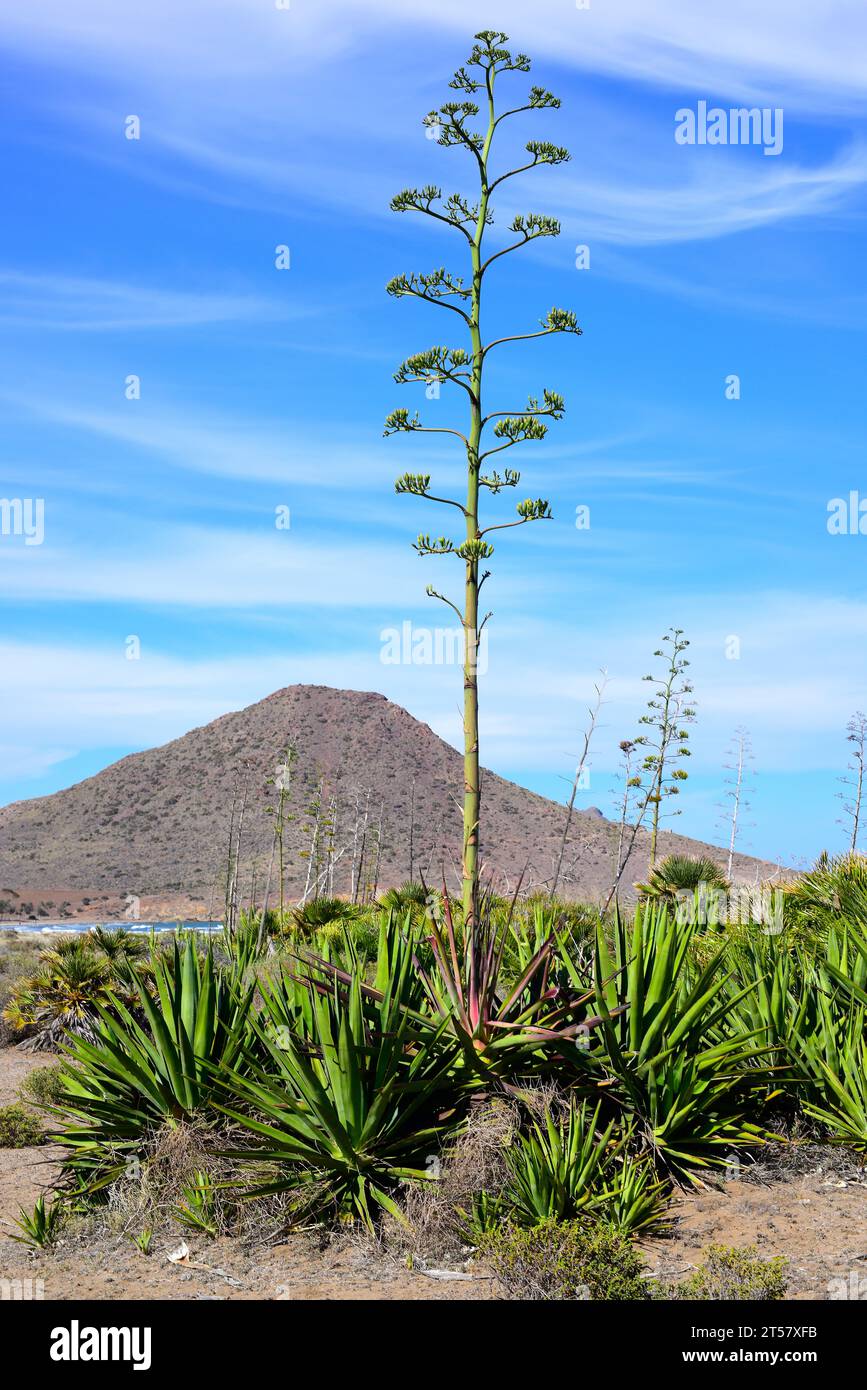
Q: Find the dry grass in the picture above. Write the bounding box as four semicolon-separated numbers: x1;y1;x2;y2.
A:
382;1098;519;1265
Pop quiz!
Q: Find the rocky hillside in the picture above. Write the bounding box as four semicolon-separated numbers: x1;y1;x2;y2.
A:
0;685;781;911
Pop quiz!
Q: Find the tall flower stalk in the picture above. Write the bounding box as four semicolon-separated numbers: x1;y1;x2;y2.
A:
386;31;581;920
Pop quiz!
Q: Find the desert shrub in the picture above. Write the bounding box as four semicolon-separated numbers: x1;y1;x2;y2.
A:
391;1099;519;1261
671;1244;787;1301
18;1062;67;1108
0;1102;45;1147
478;1217;649;1301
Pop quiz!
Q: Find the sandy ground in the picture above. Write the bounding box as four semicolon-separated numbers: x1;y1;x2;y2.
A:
2;1048;865;1301
0;888;210;926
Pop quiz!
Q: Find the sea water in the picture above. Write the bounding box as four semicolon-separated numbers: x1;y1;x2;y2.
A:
0;920;223;935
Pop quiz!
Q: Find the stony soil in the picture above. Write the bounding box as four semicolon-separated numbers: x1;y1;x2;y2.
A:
2;1048;864;1301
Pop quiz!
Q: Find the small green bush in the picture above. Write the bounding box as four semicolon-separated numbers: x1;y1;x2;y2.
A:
672;1245;787;1301
0;1102;45;1148
478;1218;650;1301
18;1062;66;1108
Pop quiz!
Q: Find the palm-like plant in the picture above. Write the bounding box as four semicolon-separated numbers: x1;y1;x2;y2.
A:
783;851;867;932
3;938;113;1048
636;855;729;910
289;897;359;934
89;926;148;967
378;881;428;914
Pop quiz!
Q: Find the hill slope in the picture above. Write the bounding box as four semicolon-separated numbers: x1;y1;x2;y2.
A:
0;685;780;911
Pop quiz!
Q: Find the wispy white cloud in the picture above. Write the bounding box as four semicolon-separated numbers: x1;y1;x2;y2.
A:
0;271;296;332
0;523;418;608
3;2;865;249
546;142;867;246
1;592;864;788
3;1;866;110
0;392;394;488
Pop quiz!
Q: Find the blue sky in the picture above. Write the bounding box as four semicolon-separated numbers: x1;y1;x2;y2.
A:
1;1;867;869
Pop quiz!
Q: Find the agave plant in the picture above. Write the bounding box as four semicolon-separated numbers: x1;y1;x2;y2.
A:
722;935;808;1073
218;971;461;1228
591;906;768;1181
799;1007;867;1149
605;1152;671;1236
416;890;611;1087
504;1099;622;1224
502;1098;669;1236
54;939;255;1187
174;1170;219;1236
793;923;867;1148
265;910;432;1037
10;1195;66;1248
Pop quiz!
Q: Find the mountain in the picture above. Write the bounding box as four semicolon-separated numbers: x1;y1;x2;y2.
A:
0;685;781;918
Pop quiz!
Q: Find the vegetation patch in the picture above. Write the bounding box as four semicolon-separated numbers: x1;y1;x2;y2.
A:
670;1245;788;1302
477;1218;650;1301
0;1101;45;1148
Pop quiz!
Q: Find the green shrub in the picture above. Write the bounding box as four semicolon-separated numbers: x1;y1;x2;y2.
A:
0;1102;45;1148
18;1062;66;1108
478;1217;650;1300
672;1244;787;1301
